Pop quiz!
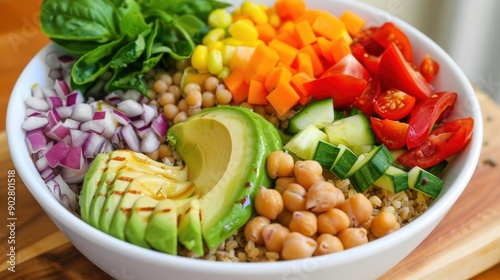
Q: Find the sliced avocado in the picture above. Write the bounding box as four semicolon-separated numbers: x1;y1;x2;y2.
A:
167;106;282;250
145;199;180;255
177;199;204;256
80;153;110;222
125;195;160;248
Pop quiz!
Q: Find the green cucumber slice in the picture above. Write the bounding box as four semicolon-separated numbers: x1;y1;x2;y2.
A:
330;144;358;179
346;145;394;192
313;140;341;169
324;113;375;156
284;124;328;160
287;98;334;134
408;166;444;198
374;166;409;193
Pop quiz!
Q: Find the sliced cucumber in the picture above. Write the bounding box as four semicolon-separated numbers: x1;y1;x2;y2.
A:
374;166;409;193
324;113;375;156
287;98;334;134
313;140;340;169
330;144;358;179
390;148;409;170
284;124;328;160
408;166;444;199
426;160;449;177
346;145;394;193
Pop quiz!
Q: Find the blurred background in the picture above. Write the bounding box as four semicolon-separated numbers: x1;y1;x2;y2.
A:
356;0;500;104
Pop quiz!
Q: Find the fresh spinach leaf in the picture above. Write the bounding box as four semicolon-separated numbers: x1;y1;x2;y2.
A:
174;14;210;44
119;11;152;40
40;0;119;43
110;34;147;69
51;39;103;55
108;65;148;95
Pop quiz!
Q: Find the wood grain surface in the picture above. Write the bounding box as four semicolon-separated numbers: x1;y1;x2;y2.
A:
1;0;500;279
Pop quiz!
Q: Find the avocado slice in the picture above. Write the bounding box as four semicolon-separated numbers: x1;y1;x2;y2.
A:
177;199;204;256
125;195;160;248
145;199;179;255
80;153;110;222
167;106;282;250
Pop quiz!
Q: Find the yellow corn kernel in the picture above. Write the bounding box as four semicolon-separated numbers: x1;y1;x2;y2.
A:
206;40;225;53
208;9;233;29
202;28;226;46
232;7;242;18
228;20;259;41
207;49;224;75
191;45;208;73
268;12;281;28
223;37;244;46
241;40;263;48
217;66;231;80
241;1;268;25
221;44;236;66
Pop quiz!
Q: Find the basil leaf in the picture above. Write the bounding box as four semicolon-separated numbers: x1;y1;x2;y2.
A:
119;11;152;40
145;20;160;58
110;34;147;69
72;36;126;85
40;0;118;43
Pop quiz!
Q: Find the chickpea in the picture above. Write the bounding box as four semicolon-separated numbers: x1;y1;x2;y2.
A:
204;76;220;92
337;227;368;249
167;85;182;100
371;211;400;238
306;181;345;213
253;105;266;116
184;82;202;95
158;144;172;160
215;86;232;105
158;73;173;87
201;91;216;108
153;79;168;94
255;187;284;220
340;193;373;227
281;232;318;260
145;149;159;161
172;72;183;86
282;183;307;212
173;111;188;124
314;234;344;256
177;99;189;112
276;208;293;228
275;177;297;194
293;160;325;190
266;150;294;179
317;208;350;235
288;211;317;237
163;104;179;121
188;107;201;116
244;216;271;246
159;92;176;106
186;90;203;108
262;223;290;253
266;114;280;128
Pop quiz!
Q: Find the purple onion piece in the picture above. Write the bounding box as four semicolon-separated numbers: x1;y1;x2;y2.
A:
117;99;144;118
151;114;168;138
141;132;160;153
70;103;93;122
59;145;84;170
44;140;69;168
25;96;50;111
80;120;105;135
121;124;141;152
54;79;71;97
82;132;107;158
70;130;90;147
22;116;49;131
25;128;47;154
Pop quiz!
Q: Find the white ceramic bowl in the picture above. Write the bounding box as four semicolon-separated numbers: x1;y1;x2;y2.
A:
7;0;483;279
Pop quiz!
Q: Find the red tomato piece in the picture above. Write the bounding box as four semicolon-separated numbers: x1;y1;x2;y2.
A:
321;54;371;80
352;77;381;116
372;22;413;62
420;55;440;83
303;75;368;108
370;117;409;150
374;89;416;121
350;42;381;76
398;117;474;168
352;27;385;56
406;91;457;149
378;43;433;100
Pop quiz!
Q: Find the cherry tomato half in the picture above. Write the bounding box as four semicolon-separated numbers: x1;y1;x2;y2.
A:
370;117;409;150
398;117;474;169
374;89;416;121
352;77;381;116
420;55;440;83
372;22;414;62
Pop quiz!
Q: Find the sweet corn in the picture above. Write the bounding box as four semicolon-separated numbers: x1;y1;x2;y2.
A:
191;45;208;73
217;66;231;80
207;49;224;75
223;37;245;47
241;1;268;25
202;28;226;45
208;9;233;29
206;40;225;53
228;20;259;41
221;44;235;66
268;12;281;28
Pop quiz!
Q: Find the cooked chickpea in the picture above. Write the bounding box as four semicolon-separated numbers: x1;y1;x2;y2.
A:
158;73;173;87
159;92;176;106
204;76;220;92
187;107;201;116
262;223;290;253
173;111;188;124
158;144;172;160
177;99;189;112
276;208;293;228
215;86;232;104
145;149;159;161
282;183;307;212
275;177;297;194
306;181;345;212
266;150;294;179
281;232;318;260
371;211;401;238
317;208;350;235
340;193;373;227
255;187;284;220
337;227;368;249
314;234;344;256
184;82;201;95
153;79;168;94
201;91;216;108
172;72;183;86
163;104;179;120
293;160;325;190
288;211;317;237
244;216;270;246
167;84;181;100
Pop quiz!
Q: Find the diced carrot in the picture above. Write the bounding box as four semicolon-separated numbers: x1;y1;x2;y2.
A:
268;39;299;66
316;37;335;62
311;11;345;41
224;70;245;94
277;61;298;75
294;52;314;78
295;20;317;47
248;80;269;105
299;45;324;77
265;66;293;92
278;20;296;35
297;90;313;106
233;81;250;104
275;33;301;49
340;10;366;35
244;43;280;84
331;37;352;63
266;82;300;116
274;0;306;21
229;46;256;73
293;9;320;25
290;72;314;98
256;23;277;44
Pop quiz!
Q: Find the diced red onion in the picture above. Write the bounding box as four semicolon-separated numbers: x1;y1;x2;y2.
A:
70;103;93;122
151;114;169;137
80;120;105;135
82;132;107;158
31;83;44;99
45;121;70;141
45;179;61;198
54;79;71;97
131;119;146;129
105;92;123;106
63;118;81;130
70;130;90;147
92;111;117;138
25;96;50;111
61;160;89;184
141;103;157;125
123;89;141;101
42;87;57;98
35;156;49;171
117;99;143;117
47;96;64;108
46;108;61;128
141;132;160;153
112;109;131;125
25;128;47;154
40;166;56;181
53;175;78;211
22;116;49;131
55;106;73;119
137;94;150;104
58;55;75;70
59;145;84;170
26;109;44;118
44;140;69;168
66;90;84;106
136;126;153;138
46;51;61;69
121;124;141;152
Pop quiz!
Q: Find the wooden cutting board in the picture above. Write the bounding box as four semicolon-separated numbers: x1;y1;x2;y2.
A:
0;89;498;279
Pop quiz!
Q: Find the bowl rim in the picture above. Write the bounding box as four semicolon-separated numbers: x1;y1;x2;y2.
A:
6;0;483;276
